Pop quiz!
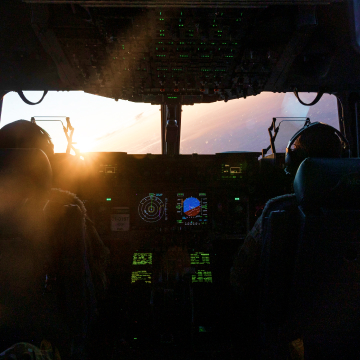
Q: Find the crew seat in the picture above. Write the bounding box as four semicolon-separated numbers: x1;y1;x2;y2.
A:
259;158;360;359
0;149;95;359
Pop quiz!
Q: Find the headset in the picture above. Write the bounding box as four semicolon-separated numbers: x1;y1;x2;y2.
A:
0;120;54;160
285;122;350;175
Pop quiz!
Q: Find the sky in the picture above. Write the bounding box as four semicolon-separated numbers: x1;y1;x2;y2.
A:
0;91;339;154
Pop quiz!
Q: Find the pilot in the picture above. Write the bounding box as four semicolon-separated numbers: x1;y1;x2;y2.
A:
230;122;346;359
0;120;109;358
0;119;55;158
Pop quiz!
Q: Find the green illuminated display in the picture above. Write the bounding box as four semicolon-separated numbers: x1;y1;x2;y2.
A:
199;326;212;332
221;163;244;179
190;252;210;265
131;270;152;284
230;167;241;173
132;253;153;265
192;270;212;283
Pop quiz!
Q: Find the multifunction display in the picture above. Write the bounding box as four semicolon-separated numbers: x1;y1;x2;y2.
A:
137;193;168;223
132;253;153;265
134;191;208;228
192;270;213;283
176;192;208;226
131;252;153;284
131;270;152;284
221;162;245;180
190;252;210;265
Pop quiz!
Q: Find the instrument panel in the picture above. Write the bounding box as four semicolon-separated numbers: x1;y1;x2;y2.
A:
51;150;285;357
79;151;260;233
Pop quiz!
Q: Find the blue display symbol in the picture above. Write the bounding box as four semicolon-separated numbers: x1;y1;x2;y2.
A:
183;197;201;217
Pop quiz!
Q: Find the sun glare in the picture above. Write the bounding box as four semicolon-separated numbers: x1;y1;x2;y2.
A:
75;138;95;153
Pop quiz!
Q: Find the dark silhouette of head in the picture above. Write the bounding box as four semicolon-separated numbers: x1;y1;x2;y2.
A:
0;120;54;159
285;122;346;175
0;121;53;214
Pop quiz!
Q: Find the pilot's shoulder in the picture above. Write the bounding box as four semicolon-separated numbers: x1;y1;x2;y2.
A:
44;188;86;223
49;188;86;213
262;194;297;218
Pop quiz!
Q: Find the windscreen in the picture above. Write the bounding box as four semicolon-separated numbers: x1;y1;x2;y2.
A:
1;91;339;154
1;91;160;154
180;92;339;154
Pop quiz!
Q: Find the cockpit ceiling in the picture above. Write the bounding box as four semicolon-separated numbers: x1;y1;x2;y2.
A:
1;1;359;104
22;0;345;6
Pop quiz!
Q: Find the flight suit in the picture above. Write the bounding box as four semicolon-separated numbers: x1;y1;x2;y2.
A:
230;193;304;360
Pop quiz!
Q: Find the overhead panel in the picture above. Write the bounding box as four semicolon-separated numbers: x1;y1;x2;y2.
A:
29;5;287;103
6;1;358;103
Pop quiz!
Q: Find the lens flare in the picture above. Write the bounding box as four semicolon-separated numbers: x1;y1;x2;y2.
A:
75;138;94;153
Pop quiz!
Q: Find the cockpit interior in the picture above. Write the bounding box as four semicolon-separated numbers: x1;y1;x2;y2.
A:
0;1;360;359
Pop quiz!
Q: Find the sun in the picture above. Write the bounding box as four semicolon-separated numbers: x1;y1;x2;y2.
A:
75;138;95;153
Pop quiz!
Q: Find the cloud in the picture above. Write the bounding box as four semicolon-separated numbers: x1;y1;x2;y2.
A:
135;112;144;121
281;93;310;118
95;129;118;142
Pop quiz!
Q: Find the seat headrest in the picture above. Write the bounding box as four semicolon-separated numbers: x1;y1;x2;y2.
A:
0;148;52;194
294;158;360;209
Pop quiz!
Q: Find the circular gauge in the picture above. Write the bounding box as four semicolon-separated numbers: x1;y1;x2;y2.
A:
138;195;165;223
183;197;201;217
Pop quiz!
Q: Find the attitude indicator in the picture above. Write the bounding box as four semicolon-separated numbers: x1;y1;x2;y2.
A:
138;193;166;223
177;192;208;226
184;197;201;217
